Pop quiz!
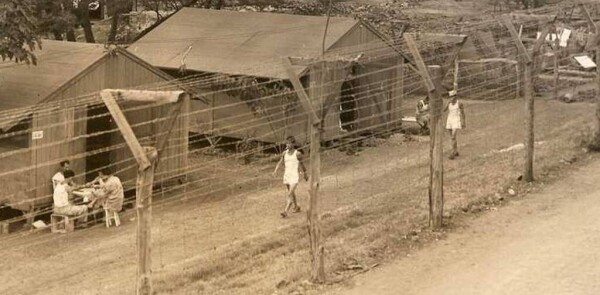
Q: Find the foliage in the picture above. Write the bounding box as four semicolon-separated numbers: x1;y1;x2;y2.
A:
0;0;41;64
34;0;76;40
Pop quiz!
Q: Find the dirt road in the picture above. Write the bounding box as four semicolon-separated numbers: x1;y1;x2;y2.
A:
338;158;600;295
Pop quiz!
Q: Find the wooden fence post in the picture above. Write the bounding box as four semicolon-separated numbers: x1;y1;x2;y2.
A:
307;61;325;283
523;59;534;182
553;29;560;101
595;46;600;143
428;65;444;229
404;34;444;229
100;90;187;295
137;147;157;295
502;16;538;182
397;59;405;125
283;58;326;283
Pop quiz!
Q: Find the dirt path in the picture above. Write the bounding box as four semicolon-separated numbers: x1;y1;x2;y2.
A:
336;158;600;295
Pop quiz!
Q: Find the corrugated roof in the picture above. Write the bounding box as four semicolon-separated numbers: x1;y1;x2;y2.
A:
130;8;361;79
0;40;107;111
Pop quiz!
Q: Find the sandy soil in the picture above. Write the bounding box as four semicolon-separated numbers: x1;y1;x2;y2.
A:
0;98;594;295
335;156;600;295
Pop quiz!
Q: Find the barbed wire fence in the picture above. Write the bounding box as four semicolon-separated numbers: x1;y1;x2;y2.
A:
0;0;599;294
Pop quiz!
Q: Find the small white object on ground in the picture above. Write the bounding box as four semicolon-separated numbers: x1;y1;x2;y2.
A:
32;220;47;229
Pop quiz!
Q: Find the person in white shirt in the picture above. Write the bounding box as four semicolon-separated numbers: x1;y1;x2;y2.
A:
89;168;124;215
273;136;308;218
52;160;71;190
416;96;430;132
53;170;88;226
444;91;466;160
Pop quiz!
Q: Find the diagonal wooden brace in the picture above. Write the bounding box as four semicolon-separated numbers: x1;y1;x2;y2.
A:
283;58;321;125
100;90;151;171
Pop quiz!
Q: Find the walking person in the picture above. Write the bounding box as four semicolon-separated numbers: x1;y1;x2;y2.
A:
273;136;308;218
444;90;466;160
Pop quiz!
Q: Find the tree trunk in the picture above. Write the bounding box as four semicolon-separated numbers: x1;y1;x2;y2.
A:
79;0;96;43
52;30;63;41
108;12;119;42
66;29;76;41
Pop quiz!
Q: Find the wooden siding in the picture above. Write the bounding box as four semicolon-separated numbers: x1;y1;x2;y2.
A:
189;90;307;144
25;53;187;205
183;23;403;145
329;24;402;133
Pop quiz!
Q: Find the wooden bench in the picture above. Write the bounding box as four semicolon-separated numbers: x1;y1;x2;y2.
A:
50;214;76;234
104;209;121;228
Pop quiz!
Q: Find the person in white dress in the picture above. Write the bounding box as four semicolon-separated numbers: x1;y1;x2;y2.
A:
444;91;466;159
273;136;308;218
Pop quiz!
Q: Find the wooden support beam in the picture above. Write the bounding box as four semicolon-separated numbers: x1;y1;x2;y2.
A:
502;16;533;64
155;95;190;162
418;33;469;44
453;59;459;93
476;31;501;58
283;58;320;125
100;90;151;171
509;13;556;23
580;4;598;34
533;25;553;74
427;65;444;229
595;46;600;144
307;61;325;283
106;89;188;104
554;27;561;101
502;16;543;181
523;60;535;182
288;53;364;67
405;33;444;229
457;58;518;65
441;36;468;78
404;34;436;92
136;147;157;295
394;59;405;124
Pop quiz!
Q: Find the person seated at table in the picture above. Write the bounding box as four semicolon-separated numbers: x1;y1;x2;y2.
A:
53;170;88;227
416;96;430;132
89;168;124;215
85;171;106;188
52;160;71;190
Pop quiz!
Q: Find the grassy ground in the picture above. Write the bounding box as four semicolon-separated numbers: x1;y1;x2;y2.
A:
0;98;594;295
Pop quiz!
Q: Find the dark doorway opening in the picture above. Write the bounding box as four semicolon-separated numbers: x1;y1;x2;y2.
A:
340;80;358;132
86;104;112;182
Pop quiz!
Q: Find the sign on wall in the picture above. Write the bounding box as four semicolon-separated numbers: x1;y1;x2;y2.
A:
32;131;44;140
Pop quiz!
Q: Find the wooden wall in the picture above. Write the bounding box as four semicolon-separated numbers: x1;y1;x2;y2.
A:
328;24;403;134
184;24;405;145
189;89;308;145
25;52;188;207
